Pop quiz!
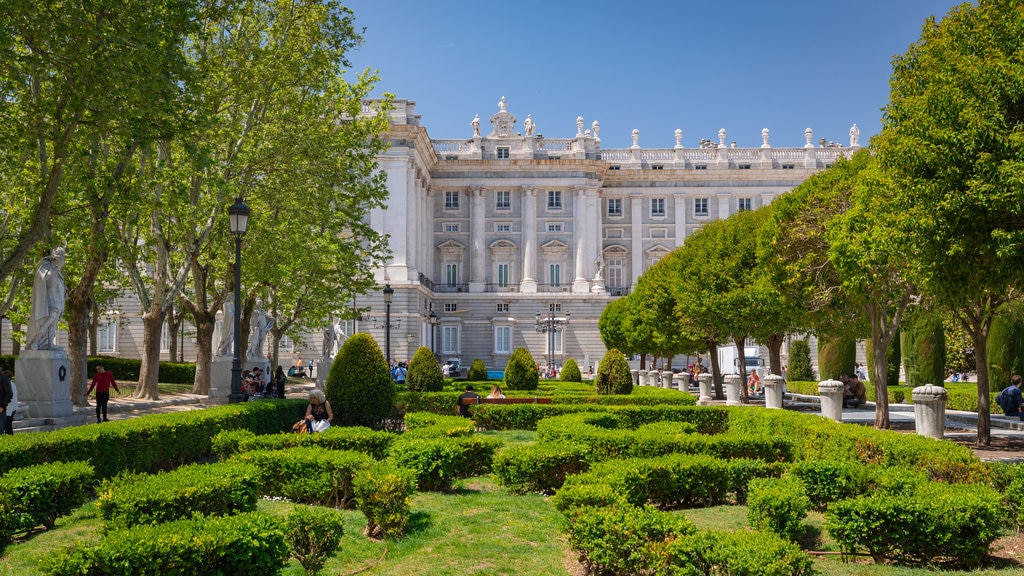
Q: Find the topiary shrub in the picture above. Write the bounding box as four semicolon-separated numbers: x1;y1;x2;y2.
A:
466;358;488;382
353;464;416;539
284;505;345;574
325;332;396;428
407;346;444;392
787;339;815;382
987;302;1024;392
504;347;539;391
560;358;582;382
596;349;632;395
902;313;946;387
747;476;810;542
817;336;855;380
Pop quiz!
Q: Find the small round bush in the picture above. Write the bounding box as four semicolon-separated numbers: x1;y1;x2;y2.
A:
560;358;582;382
504;347;539;391
788;339;815;382
325;333;396;428
285;505;344;574
596;349;632;395
407;346;443;392
467;359;488;381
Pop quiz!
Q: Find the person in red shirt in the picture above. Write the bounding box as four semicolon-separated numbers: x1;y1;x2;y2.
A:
87;365;120;423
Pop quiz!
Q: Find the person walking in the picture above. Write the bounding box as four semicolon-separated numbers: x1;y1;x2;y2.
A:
3;370;16;434
87;364;120;423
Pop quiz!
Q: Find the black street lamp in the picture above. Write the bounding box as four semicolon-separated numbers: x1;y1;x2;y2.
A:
535;309;570;370
228;198;250;403
428;310;438;356
382;284;394;367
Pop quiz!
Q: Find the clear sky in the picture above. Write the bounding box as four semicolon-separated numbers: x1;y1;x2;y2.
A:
343;1;967;149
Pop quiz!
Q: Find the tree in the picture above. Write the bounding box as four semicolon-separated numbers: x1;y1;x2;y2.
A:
595;348;632;395
466;359;488;382
788;339;815;382
874;0;1024;444
325;333;394;428
986;302;1024;391
504;347;539;391
407;346;443;392
901;312;946;388
817;336;855;381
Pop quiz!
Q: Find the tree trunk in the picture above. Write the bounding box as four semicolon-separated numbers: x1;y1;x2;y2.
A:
707;341;724;399
867;303;892;430
168;304;179;364
11;323;21;355
66;305;91;407
191;313;216;395
766;333;784;376
972;325;992;446
135;308;165;400
735;336;749;404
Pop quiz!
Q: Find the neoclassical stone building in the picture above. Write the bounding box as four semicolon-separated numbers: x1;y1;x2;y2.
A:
0;97;857;372
352;97;860;371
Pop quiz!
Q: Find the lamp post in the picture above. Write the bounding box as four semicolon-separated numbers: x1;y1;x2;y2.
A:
382;284;394;367
179;318;185;362
228;198;250;403
535;309;570;371
428;310;438;357
0;314;5;355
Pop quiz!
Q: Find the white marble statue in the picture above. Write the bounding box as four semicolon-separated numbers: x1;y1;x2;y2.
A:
26;247;67;351
849;123;860;147
216;300;234;356
761;128;771;148
322;318;346;359
576;116;585;137
591;120;600;142
246;300;275;361
631;128;640;148
674;128;683;149
524;114;535;137
471;114;481;137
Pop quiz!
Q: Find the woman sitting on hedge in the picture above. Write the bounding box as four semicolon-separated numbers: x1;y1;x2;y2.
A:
304;389;333;433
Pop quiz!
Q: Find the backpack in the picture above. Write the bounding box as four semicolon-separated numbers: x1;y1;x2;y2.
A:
996;387;1013;412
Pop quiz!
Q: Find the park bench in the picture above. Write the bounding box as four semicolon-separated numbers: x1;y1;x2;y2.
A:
458;396;552;406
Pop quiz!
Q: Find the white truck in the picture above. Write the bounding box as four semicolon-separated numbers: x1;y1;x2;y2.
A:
717;345;762;375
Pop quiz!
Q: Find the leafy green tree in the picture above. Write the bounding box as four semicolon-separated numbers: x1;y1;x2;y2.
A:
560;358;582;382
788;340;815;382
817;337;855;381
866;330;902;386
325;333;395;428
873;0;1024;443
504;347;539;391
407;346;443;392
596;349;632;395
598;297;637;358
466;359;488;382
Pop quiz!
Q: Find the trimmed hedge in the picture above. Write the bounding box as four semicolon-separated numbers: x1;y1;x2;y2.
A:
789;459;870;511
473;403;725;433
565;504;696;576
666;529;815;576
212;426;395;460
0;461;94;547
466;358;488;382
825;482;1004;567
492;441;592;495
353;463;417;539
407;346;444;392
560;357;582;382
595;348;632;395
326;332;395;428
232;447;372;508
387;435;502;491
40;511;289;576
97;461;259;529
747;476;810;541
0;399;307;478
504;347;539;391
284;505;345;574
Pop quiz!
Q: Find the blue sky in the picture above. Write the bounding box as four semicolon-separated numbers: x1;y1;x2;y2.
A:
344;1;967;149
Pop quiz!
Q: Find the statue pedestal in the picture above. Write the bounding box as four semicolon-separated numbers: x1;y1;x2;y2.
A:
15;349;74;418
207;356;235;402
317;355;333;389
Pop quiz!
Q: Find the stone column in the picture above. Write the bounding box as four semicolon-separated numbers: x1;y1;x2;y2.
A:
572;188;590;293
661;371;673;389
638;369;648;386
818;379;844;422
723;374;742;406
469;186;486;292
762;374;784;409
673;372;687;391
630;196;643;286
912;384;948;440
15;350;74;418
631;369;639;387
697;373;714;406
520;186;537;292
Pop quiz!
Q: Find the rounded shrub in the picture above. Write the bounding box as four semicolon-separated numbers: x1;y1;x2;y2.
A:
325;332;396;428
560;358;582;382
987;302;1024;391
504;347;539;391
407;346;443;392
902;314;946;387
817;336;855;380
787;339;815;382
466;358;488;381
596;349;632;395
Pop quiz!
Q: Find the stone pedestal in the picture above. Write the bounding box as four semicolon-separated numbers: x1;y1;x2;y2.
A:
207;356;235;403
662;371;673;389
673;373;688;391
630;369;639;388
15;349;73;418
697;373;714;406
818;379;844;422
723;374;742;406
317;355;333;389
912;384;947;440
763;374;784;409
638;370;648;386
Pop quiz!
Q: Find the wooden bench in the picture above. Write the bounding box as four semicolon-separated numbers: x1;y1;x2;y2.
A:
458;396;552;406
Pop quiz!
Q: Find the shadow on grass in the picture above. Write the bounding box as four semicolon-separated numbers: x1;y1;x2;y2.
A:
404;510;433;536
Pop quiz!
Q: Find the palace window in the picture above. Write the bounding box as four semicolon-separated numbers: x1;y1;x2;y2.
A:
495;223;511;232
496;303;509;313
547;190;562;209
651;164;664;170
607;198;622;216
444;191;459;209
445;264;458;287
497;263;510;288
547;223;563;233
781;164;795;170
607;258;623;288
160;322;171;353
494;326;512;355
444;223;459;232
651;198;666;217
738;198;752;211
442;325;460;354
695;198;709;217
496;147;510;159
444;303;457;313
694;164;707;170
738;164;751;170
549;264;561;287
495;190;510;210
98;321;117;353
549;303;562;312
